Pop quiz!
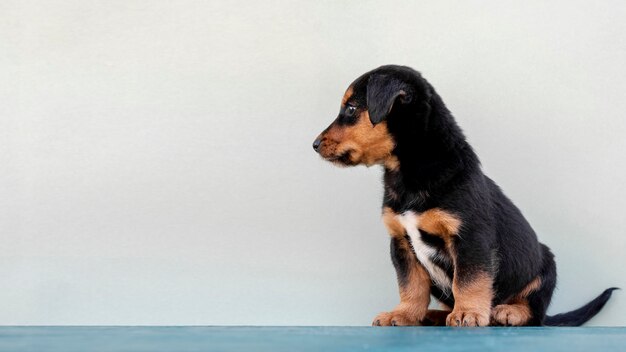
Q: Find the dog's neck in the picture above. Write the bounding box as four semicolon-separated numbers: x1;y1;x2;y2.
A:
383;91;480;210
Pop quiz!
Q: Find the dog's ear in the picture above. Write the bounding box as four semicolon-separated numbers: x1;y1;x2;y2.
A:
366;74;411;125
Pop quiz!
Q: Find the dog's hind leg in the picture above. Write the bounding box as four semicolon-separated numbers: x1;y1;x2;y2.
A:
492;245;556;326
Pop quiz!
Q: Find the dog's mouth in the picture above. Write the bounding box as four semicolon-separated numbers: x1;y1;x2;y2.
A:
326;150;355;166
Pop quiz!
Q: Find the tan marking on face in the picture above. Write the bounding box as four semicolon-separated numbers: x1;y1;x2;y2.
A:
317;110;395;166
382;207;405;237
447;271;493;326
384;155;400;171
373;232;431;326
341;86;353;106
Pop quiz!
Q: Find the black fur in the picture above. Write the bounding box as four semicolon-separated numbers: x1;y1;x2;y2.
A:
390;236;413;288
366;74;411;125
319;65;617;326
544;288;619;326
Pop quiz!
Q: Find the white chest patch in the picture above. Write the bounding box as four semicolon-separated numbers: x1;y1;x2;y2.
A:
396;211;452;294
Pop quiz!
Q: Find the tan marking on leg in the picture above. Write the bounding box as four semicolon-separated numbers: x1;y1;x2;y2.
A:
374;213;431;326
492;298;532;326
518;276;542;298
490;276;541;326
341;86;354;106
447;272;493;327
373;260;431;326
398;259;431;314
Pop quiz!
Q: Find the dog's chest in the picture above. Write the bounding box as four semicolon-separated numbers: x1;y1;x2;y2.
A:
395;211;452;293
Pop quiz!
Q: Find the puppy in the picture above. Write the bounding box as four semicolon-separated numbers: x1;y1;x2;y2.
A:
313;65;616;326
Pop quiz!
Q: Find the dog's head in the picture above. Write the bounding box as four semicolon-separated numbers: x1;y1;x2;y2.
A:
313;65;429;169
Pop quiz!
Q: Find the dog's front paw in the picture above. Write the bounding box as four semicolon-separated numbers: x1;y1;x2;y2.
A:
446;308;490;327
372;309;421;326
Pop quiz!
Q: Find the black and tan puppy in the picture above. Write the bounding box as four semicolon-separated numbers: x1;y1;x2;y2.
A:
313;65;616;327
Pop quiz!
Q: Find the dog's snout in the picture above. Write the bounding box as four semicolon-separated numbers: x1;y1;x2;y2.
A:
312;138;322;152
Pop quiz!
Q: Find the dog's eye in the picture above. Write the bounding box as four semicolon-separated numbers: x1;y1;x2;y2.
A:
345;106;357;117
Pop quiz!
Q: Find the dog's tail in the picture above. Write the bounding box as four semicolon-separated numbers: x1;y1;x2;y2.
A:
544;287;619;326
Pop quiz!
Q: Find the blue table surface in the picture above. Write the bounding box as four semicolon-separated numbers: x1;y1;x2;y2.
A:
0;326;625;352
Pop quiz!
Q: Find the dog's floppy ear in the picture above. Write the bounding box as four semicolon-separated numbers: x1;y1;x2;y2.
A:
367;74;411;125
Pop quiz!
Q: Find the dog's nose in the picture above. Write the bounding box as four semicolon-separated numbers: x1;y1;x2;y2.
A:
312;138;322;152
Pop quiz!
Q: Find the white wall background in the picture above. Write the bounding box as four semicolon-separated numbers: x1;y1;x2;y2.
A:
1;0;625;326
